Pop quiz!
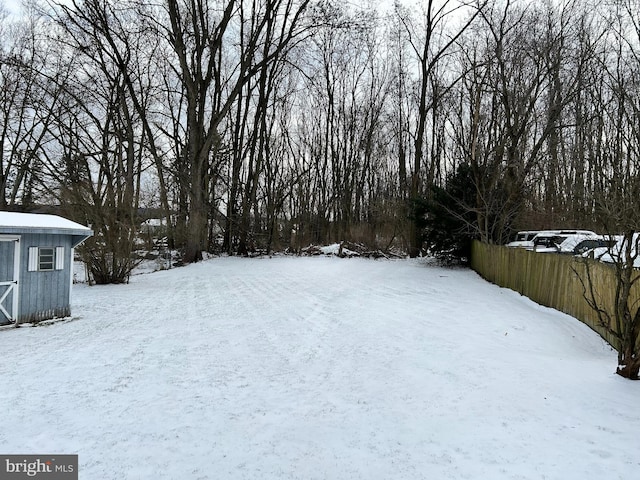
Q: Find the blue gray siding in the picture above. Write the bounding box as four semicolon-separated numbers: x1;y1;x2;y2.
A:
18;233;74;323
0;240;15;281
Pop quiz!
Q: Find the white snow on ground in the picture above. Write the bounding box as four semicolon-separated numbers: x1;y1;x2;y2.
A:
1;257;639;479
319;243;358;256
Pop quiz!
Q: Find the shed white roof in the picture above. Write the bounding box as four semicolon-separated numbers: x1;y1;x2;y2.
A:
0;211;92;238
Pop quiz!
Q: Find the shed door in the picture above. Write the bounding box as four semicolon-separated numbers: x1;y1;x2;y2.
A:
0;236;20;324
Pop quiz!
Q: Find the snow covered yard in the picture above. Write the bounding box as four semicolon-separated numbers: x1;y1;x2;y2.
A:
0;256;638;479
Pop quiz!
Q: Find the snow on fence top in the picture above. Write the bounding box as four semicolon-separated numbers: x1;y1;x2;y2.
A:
0;211;92;237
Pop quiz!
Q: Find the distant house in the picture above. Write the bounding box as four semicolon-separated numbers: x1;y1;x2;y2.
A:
140;217;168;235
0;212;93;325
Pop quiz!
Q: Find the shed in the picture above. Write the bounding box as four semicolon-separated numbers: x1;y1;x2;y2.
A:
0;212;93;325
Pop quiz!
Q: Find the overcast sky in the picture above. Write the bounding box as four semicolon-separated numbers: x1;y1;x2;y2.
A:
3;0;21;16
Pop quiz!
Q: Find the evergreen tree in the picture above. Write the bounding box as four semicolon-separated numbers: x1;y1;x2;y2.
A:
414;163;477;263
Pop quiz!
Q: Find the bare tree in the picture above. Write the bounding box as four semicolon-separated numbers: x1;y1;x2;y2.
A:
0;8;57;208
394;0;486;257
44;0;151;283
160;0;311;262
575;1;640;379
447;0;591;244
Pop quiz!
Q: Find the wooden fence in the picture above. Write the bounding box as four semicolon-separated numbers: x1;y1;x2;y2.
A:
470;241;640;350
